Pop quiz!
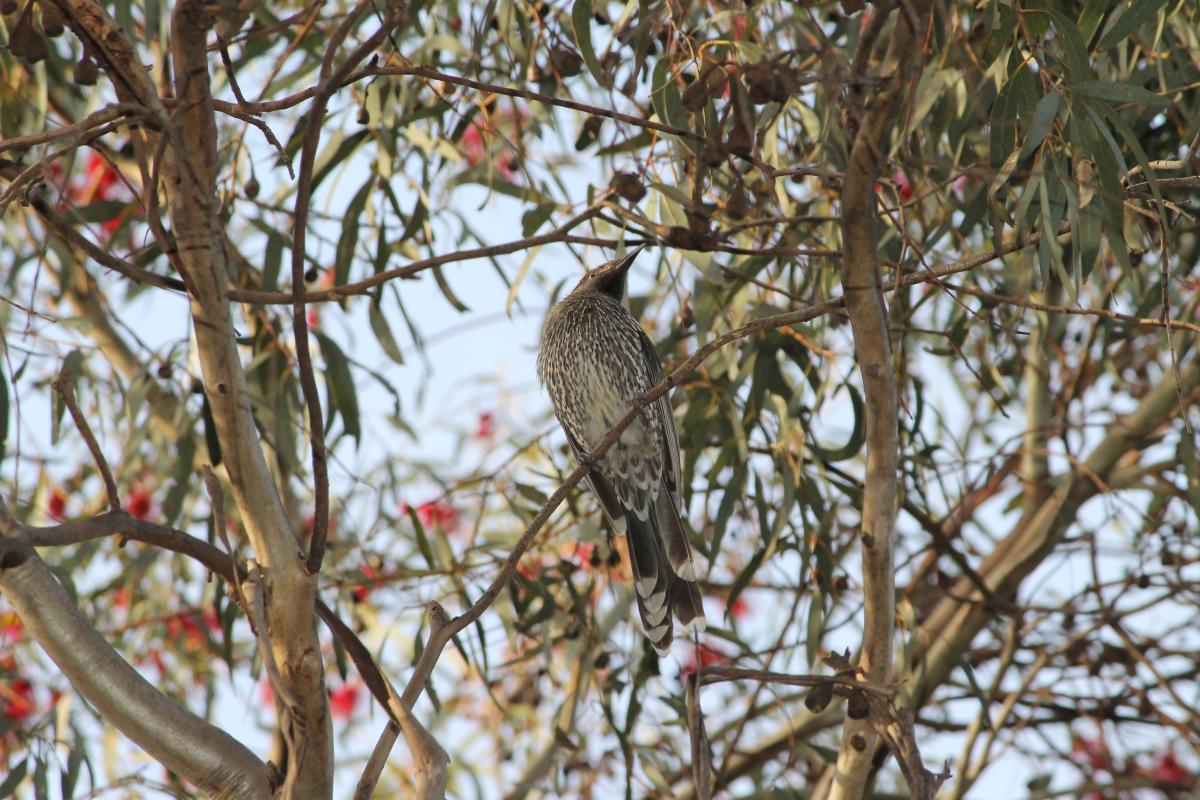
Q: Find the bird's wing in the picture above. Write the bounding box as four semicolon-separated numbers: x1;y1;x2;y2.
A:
637;328;703;583
562;425;673;652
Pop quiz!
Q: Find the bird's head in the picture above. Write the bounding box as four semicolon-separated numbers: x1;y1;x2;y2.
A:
570;246;645;302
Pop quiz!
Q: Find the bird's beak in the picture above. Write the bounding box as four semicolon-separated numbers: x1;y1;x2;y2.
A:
614;245;645;273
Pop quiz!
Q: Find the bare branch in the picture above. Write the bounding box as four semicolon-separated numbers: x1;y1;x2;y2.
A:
827;2;933;796
53;369;119;510
292;0;405;575
0;501;273;799
0;103;142;154
354;603;451;800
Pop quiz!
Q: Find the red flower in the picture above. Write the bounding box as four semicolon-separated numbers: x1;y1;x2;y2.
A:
567;542;594;568
892;169;913;200
48;490;67;521
456;110;526;180
0;612;22;643
127;489;152;520
1071;735;1111;773
113;586;130;610
1146;749;1190;784
727;596;751;621
2;679;36;721
202;607;221;633
352;565;379;602
474;411;496;440
417;500;460;534
165;611;205;651
328;683;360;720
680;644;731;677
517;554;544;581
83;152;121;198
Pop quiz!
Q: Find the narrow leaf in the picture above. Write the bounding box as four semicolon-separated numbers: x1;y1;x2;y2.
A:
315;332;361;444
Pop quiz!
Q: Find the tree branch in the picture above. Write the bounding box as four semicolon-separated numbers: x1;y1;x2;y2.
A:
826;2;932;796
0;502;273;799
290;0;405;576
53;368;119;509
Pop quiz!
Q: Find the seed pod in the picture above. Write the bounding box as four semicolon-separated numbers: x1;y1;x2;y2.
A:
847;688;870;719
772;64;799;102
702;137;726;167
666;226;700;249
726;82;755;157
549;45;584;77
743;62;777;105
726;117;753;157
356;106;370;126
683;61;728;111
725;179;751;220
10;2;48;63
574;115;603;151
681;77;708;112
610;171;646;202
804;683;833;713
244;174;260;199
40;0;65;36
73;56;99;86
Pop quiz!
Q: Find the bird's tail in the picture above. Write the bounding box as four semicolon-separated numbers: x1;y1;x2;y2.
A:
656;486;706;635
624;513;674;654
624;491;706;654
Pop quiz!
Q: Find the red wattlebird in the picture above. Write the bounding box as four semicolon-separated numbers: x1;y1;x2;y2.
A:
537;247;704;653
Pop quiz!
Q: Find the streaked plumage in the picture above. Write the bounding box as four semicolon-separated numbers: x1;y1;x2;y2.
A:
537;247;704;653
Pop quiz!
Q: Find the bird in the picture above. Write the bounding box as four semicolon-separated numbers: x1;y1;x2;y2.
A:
537;246;705;654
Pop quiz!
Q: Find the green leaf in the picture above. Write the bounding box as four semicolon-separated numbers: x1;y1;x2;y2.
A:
1180;434;1200;524
725;544;765;620
161;431;195;526
805;593;824;666
51;350;83;446
315;332;361;444
521;202;556;237
1091;98;1169;232
262;226;284;291
369;300;406;366
432;265;469;313
200;391;223;466
1096;0;1168;50
1019;91;1061;162
708;462;747;568
1037;10;1092;80
0;759;26;798
1073;80;1169;109
506;245;540;316
59;731;84;799
311;128;369;190
0;365;8;465
570;0;610;89
807;384;865;462
333;176;375;294
989;63;1038;170
1076;0;1110;43
406;504;438;568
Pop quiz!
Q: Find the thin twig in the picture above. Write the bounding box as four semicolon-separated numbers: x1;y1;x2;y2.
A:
0;104;143;154
292;0;400;576
202;465;247;615
353;603;450;800
53;371;119;510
